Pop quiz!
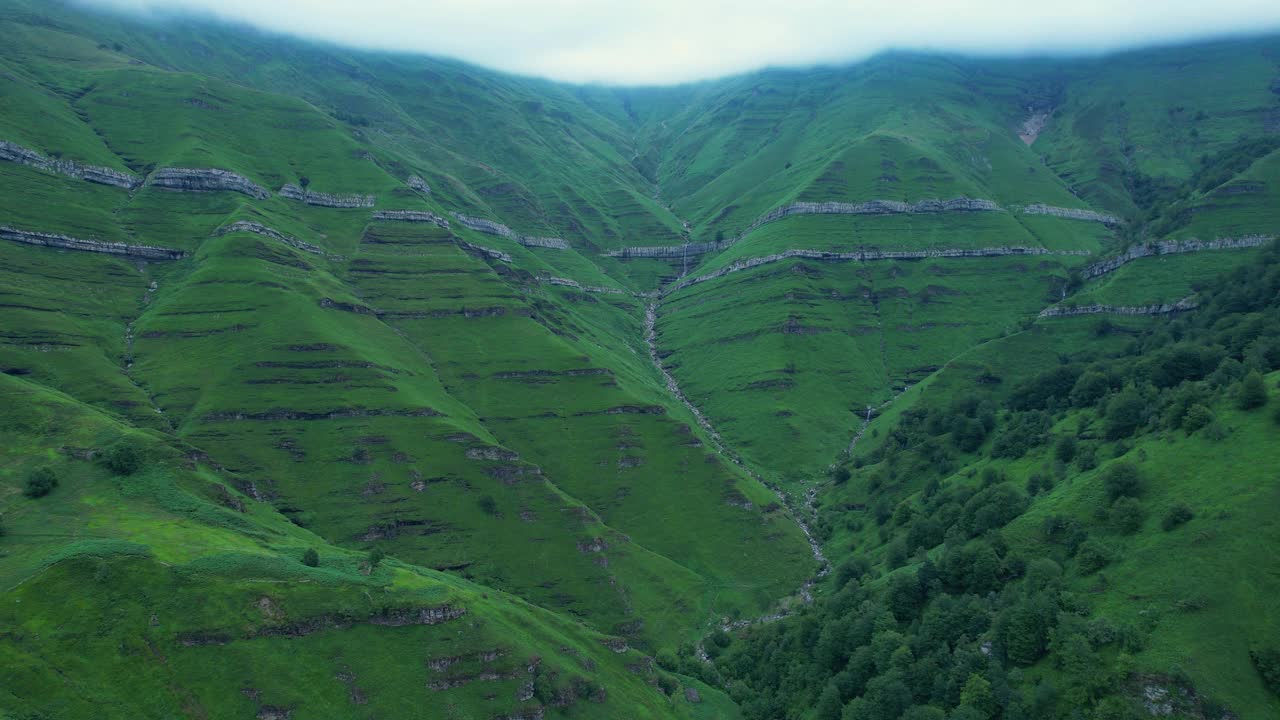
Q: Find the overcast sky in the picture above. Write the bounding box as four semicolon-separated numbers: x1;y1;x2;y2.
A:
85;0;1280;85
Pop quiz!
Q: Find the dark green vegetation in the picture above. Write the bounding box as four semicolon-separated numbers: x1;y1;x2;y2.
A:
0;1;1276;718
715;243;1280;720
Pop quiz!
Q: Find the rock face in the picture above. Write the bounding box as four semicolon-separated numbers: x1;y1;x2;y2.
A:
1082;235;1272;279
148;167;270;200
457;239;513;263
406;175;431;194
1039;295;1198;318
1018;111;1050;145
668;246;1089;294
1;226;185;260
607;241;724;259
371;210;450;228
451;212;570;250
517;235;571;250
452;212;518;239
0;139;141;189
540;276;627;295
279;183;375;208
213;220;329;256
366;605;466;626
1022;204;1120;225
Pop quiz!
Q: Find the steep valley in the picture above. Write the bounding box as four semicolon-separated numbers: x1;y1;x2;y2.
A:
1;2;1279;718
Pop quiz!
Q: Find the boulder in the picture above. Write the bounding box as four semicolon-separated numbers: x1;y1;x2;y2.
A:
406;175;431;194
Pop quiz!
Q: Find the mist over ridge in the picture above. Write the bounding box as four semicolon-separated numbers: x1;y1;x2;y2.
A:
82;0;1280;84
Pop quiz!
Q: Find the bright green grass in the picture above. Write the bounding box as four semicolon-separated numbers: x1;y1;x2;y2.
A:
351;222;812;638
1171;148;1280;240
1070;248;1267;307
686;212;1103;282
1032;37;1280;213
0;375;711;720
1002;390;1280;719
658;255;1075;483
0;2;1277;715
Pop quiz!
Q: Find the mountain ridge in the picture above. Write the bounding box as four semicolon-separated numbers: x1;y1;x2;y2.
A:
1;2;1278;718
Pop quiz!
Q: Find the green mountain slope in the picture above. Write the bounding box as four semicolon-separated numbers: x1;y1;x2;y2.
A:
0;374;723;719
717;243;1280;720
0;1;1278;717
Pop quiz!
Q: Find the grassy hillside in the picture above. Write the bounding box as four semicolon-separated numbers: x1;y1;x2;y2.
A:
0;1;1277;717
0;373;727;719
711;241;1280;720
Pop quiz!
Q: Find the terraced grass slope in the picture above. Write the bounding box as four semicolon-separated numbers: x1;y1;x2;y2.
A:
0;374;726;720
0;1;1278;717
706;242;1280;720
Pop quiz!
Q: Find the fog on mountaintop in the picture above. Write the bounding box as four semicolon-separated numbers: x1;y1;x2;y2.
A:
78;0;1280;85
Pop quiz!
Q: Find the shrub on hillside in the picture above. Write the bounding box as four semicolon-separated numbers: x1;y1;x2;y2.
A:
23;467;58;498
1251;646;1280;696
1024;558;1063;591
367;547;385;569
1026;472;1053;496
1102;463;1143;501
1075;443;1098;471
835;556;870;589
101;440;144;475
1111;497;1145;534
990;411;1051;459
1238;371;1268;410
654;674;677;697
1076;539;1112;574
1161;503;1194;531
832;466;851;484
950;417;987;452
961;483;1028;535
301;548;320;567
1104;389;1146;440
958;674;996;717
885;538;910;569
1070;370;1112;407
1042;515;1089;555
1009;365;1082;410
1145;344;1222;388
1054;435;1077;463
1181;404;1214;433
1203;421;1229;441
477;495;498;515
1207;356;1246;388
